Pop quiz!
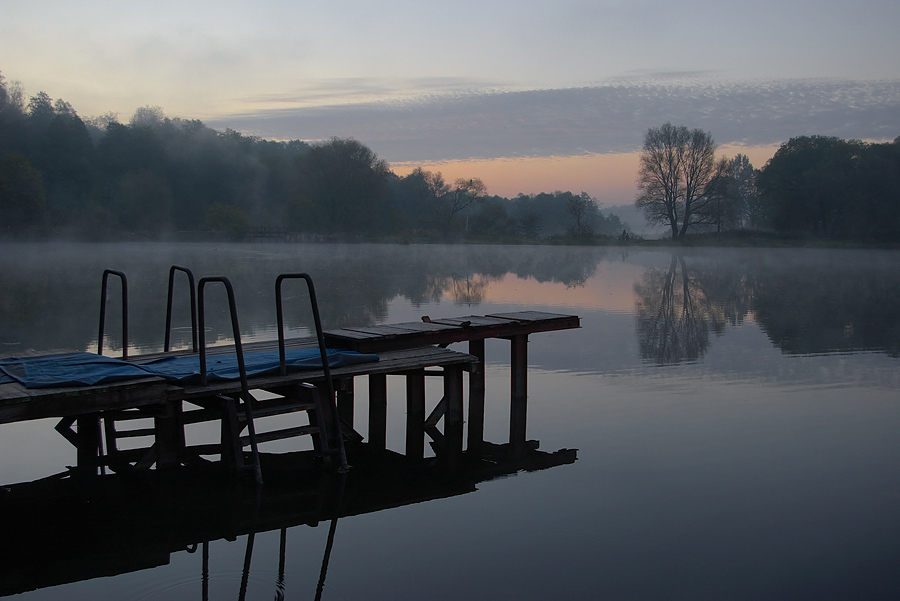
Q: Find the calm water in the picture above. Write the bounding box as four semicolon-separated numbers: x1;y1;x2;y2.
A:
1;243;899;600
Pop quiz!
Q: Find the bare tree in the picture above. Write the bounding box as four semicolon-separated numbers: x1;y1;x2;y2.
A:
439;177;486;234
635;123;726;239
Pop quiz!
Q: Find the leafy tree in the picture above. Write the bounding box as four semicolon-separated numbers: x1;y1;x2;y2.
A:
203;202;251;240
292;138;390;235
469;196;515;236
565;192;597;238
26;92;55;129
0;153;46;233
635;122;727;239
110;169;174;234
129;105;165;129
757;136;862;238
0;73;27;156
758;135;900;241
724;154;761;229
519;210;541;239
391;167;449;231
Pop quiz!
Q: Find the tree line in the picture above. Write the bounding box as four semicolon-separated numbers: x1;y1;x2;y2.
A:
0;72;624;242
636;122;900;243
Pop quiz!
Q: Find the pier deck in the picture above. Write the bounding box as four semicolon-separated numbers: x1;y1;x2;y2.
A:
0;311;578;475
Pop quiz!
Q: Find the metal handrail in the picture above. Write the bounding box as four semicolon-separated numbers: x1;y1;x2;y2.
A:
98;269;128;358
275;273;348;471
197;276;262;484
164;265;198;353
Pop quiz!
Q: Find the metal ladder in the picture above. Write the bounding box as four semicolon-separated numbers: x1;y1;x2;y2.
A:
97;267;198;473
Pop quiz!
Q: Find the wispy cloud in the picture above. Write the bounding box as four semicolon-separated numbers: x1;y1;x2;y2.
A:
209;79;900;162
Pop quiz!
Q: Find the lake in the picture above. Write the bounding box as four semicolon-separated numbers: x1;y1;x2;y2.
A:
1;242;899;600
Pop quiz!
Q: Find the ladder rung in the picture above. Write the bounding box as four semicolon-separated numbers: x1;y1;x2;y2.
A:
240;425;319;446
109;427;156;439
184;443;225;456
105;410;156;421
181;407;224;425
237;399;318;422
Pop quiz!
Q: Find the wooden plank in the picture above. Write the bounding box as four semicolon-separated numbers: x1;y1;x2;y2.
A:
321;329;377;341
0;378;169;425
324;322;459;346
335;324;428;336
378;321;459;333
325;312;579;352
429;315;513;327
169;346;478;402
487;311;576;322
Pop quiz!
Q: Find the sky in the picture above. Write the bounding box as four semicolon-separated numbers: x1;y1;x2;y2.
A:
2;0;899;206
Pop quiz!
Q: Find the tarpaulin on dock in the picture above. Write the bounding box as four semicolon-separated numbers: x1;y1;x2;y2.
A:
0;353;152;388
0;348;378;389
136;347;378;385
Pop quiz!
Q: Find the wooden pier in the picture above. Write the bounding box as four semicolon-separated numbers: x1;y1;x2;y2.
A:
0;311;579;478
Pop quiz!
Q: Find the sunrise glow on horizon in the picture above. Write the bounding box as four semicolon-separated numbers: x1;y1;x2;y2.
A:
391;144;781;206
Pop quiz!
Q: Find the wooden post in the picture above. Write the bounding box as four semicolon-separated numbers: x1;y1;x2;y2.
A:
368;373;387;450
406;370;425;459
76;414;102;475
509;334;528;453
154;401;182;468
467;338;485;452
219;396;245;470
318;384;338;453
336;377;354;428
444;365;464;465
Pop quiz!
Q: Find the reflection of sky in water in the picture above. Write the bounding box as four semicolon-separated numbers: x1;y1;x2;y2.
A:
2;243;900;599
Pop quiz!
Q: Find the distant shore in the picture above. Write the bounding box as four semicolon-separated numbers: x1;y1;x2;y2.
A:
3;229;899;249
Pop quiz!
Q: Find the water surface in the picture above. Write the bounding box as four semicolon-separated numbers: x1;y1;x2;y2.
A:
1;243;899;600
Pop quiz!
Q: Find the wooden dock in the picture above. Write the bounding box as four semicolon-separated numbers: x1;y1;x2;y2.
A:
0;311;579;478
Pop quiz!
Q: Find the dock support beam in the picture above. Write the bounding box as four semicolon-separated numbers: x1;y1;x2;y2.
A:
76;415;102;475
336;378;354;428
406;370;426;460
368;374;387;450
443;365;464;465
510;334;528;453
467;339;486;452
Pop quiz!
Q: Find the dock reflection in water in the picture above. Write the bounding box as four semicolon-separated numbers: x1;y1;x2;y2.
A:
0;441;577;598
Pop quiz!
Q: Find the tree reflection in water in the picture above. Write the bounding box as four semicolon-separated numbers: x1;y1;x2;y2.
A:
635;249;900;362
635;253;751;364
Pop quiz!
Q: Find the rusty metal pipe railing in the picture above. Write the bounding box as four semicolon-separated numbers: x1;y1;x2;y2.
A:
198;276;262;484
275;273;348;471
164;265;198;353
98;269;128;358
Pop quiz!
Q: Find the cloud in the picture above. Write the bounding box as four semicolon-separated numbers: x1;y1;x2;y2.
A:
208;79;900;162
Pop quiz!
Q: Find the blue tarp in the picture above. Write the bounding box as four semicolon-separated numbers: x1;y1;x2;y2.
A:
0;348;378;389
0;353;150;388
136;347;378;385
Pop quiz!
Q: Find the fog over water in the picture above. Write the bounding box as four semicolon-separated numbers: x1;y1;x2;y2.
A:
1;242;899;600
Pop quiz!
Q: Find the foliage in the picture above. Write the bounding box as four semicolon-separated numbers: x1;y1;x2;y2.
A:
726;154;763;229
757;136;900;241
565;192;597;238
0;70;673;244
291;138;390;236
0;153;45;233
203;202;252;241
